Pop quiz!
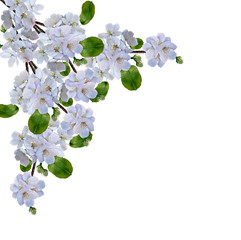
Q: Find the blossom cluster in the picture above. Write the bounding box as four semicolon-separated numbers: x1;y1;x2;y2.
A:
0;0;181;212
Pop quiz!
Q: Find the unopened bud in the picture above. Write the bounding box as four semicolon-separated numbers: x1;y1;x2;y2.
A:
176;56;183;64
29;207;37;215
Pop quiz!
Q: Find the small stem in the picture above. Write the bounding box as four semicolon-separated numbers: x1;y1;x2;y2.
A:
34;24;45;33
69;59;77;73
29;61;36;74
25;62;29;73
131;50;146;54
0;0;6;6
31;162;37;176
56;103;68;114
33;25;40;34
35;21;46;27
30;61;38;69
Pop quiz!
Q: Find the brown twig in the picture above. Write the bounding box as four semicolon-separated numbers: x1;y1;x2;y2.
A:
35;21;46;27
69;59;77;73
131;50;146;54
29;61;36;74
31;162;37;176
25;62;29;73
56;103;68;114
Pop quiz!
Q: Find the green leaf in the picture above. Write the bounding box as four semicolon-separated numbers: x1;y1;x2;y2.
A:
20;160;32;172
70;132;93;148
90;82;109;102
0;104;19;118
48;156;73;179
79;1;95;25
28;110;50;135
130;38;144;50
60;62;71;76
59;98;73;107
121;65;142;91
0;44;3;48
80;37;104;57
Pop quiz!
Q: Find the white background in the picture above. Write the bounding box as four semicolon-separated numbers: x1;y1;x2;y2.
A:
0;0;241;239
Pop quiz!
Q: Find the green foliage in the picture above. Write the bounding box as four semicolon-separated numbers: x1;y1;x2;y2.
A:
51;107;60;121
20;160;32;172
0;104;19;118
121;65;142;91
73;57;88;66
59;98;73;107
70;132;93;148
131;55;143;68
60;62;71;76
90;81;109;102
48;156;73;179
176;56;183;64
28;110;50;135
130;38;144;50
0;44;3;48
79;1;95;25
80;37;104;57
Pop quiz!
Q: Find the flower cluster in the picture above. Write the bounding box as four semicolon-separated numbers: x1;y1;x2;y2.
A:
11;124;66;165
10;172;45;207
0;0;182;213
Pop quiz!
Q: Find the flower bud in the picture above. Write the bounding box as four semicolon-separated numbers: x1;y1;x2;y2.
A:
29;207;37;215
176;56;183;64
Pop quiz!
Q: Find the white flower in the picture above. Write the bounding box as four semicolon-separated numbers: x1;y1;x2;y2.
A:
1;10;14;30
44;14;62;28
44;68;63;83
96;52;111;71
47;59;65;72
26;0;44;15
65;69;98;102
20;29;39;41
48;119;60;131
92;67;114;82
57;128;71;150
15;4;35;30
34;40;49;64
59;83;69;102
110;51;131;78
36;130;64;164
106;36;126;55
0;49;19;67
24;135;40;161
14;70;29;88
14;149;30;167
5;0;26;10
22;69;56;114
10;173;45;207
10;88;23;105
62;12;79;27
122;30;138;47
2;29;18;50
61;104;95;138
98;23;121;39
62;38;83;58
143;33;177;68
11;126;29;148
